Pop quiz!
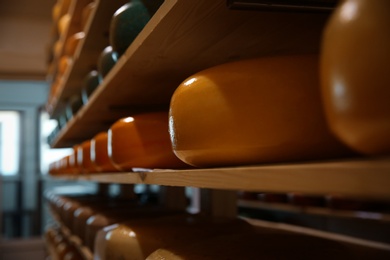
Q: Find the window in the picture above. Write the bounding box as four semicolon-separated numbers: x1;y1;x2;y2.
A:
39;111;72;175
0;111;20;176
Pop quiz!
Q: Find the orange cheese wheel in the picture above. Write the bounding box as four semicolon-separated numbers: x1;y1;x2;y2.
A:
58;155;71;174
81;1;96;30
73;206;95;241
77;140;97;173
91;132;118;172
320;0;390;155
64;32;85;57
69;145;81;174
108;112;188;170
58;56;72;75
169;55;355;167
52;3;62;22
58;14;71;36
99;215;252;260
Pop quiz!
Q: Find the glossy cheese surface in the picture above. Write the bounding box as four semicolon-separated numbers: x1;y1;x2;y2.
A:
109;112;188;170
98;46;118;79
320;0;390;155
64;32;85;57
90;132;118;172
169;55;354;167
77;140;96;173
109;0;163;56
99;215;252;260
81;70;101;105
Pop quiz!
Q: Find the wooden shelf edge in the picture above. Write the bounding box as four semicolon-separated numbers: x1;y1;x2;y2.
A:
242;217;390;251
237;200;390;222
48;156;390;200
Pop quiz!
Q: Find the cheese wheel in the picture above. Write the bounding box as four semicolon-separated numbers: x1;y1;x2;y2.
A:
64;32;85;57
90;132;119;172
58;56;72;75
73;206;95;241
69;145;81;173
169;55;355;167
58;14;71;36
62;200;81;229
52;2;62;21
77;140;97;173
97;46;118;79
81;70;101;105
109;0;163;56
65;94;83;121
86;207;181;251
320;0;390;155
81;1;96;30
109;112;188;170
99;215;252;260
59;155;71;174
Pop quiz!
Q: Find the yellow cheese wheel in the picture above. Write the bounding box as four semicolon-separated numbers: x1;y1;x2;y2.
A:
73;206;95;241
64;32;85;57
109;112;188;170
77;140;97;173
100;215;252;260
69;145;81;173
58;14;71;36
58;55;72;75
169;55;355;167
62;200;81;230
91;132;119;172
320;0;390;155
52;3;62;22
81;1;96;30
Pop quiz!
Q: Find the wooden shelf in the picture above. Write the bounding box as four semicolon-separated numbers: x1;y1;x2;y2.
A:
243;217;390;252
50;156;390;200
49;0;330;148
238;200;390;222
49;0;130;119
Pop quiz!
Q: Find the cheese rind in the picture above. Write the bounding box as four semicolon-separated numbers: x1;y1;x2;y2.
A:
169;55;355;167
109;112;188;170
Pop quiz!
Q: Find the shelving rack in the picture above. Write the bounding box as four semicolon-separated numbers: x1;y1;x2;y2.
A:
45;0;390;257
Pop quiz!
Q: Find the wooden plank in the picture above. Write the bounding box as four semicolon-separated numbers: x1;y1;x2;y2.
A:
50;0;330;147
51;157;390;200
238;200;390;222
243;217;390;251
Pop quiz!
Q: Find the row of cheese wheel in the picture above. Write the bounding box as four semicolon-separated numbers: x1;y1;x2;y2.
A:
46;193;379;259
50;52;390;172
48;0;389;167
48;0;164;118
47;0;96;115
49;111;187;175
45;226;86;260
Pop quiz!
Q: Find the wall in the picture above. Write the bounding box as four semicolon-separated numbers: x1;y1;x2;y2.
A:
0;80;48;238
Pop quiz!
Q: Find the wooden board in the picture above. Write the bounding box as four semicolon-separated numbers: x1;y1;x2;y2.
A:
49;0;330;147
238;200;390;222
51;156;390;200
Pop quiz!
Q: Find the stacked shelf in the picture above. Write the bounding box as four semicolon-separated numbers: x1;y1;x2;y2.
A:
48;0;330;147
45;0;390;256
53;156;390;200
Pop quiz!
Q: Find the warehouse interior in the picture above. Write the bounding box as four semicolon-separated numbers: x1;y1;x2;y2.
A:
0;0;389;259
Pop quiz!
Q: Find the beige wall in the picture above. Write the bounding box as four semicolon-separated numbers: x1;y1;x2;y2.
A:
0;0;53;79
